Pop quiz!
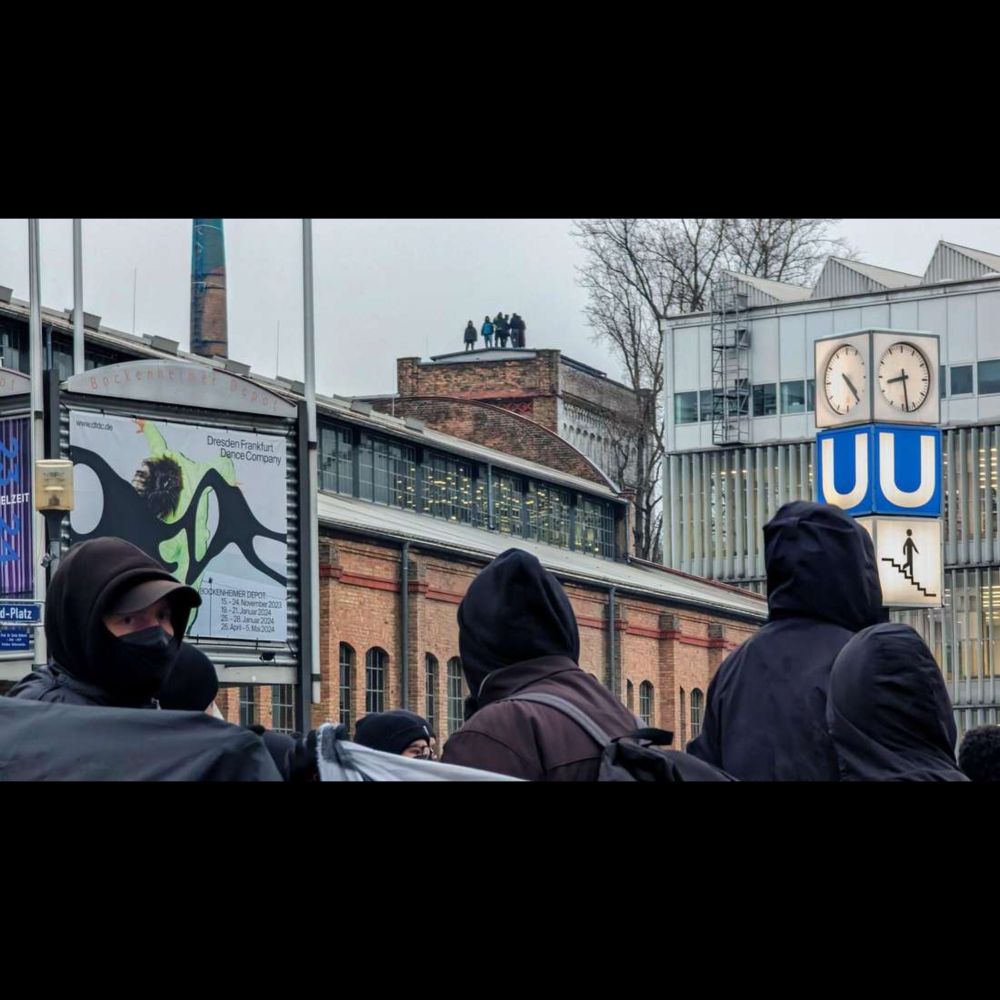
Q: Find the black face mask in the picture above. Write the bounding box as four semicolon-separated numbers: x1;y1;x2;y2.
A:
105;626;180;703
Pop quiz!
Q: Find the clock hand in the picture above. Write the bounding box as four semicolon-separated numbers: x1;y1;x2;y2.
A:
886;372;910;385
842;373;860;402
901;369;910;411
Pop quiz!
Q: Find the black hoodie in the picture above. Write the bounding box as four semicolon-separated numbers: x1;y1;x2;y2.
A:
826;623;966;781
8;537;197;709
687;501;886;781
443;548;637;780
457;546;580;703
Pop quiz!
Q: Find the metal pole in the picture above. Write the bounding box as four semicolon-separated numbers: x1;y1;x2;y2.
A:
303;220;321;708
607;585;617;695
72;220;84;375
400;540;409;710
28;220;47;667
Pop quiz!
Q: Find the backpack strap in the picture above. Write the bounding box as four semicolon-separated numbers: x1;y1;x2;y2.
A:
506;691;612;748
507;693;674;749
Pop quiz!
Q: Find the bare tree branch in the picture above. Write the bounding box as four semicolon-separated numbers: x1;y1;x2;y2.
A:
572;218;855;564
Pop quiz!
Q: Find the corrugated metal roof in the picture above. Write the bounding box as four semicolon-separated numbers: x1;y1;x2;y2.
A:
835;259;923;287
722;270;813;304
923;241;1000;284
812;258;922;299
317;492;767;620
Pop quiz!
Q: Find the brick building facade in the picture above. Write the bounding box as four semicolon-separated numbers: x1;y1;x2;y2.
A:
378;347;650;489
0;284;764;755
211;351;766;746
298;533;760;750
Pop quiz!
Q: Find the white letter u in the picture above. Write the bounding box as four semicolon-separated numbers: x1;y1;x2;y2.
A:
821;434;868;509
879;433;936;508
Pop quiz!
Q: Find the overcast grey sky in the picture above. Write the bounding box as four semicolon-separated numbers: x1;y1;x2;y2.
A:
1;219;998;398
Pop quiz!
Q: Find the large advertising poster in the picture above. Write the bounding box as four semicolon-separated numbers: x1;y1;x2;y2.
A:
69;410;288;642
0;415;33;598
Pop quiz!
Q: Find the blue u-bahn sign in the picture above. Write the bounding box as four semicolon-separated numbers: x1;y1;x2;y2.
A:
816;424;942;518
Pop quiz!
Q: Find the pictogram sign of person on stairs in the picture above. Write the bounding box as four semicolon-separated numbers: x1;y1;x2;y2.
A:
903;529;918;578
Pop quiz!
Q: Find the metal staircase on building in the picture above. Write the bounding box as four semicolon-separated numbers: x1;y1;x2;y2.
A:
709;274;751;445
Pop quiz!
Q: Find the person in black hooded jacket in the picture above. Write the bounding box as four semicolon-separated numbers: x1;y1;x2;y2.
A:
441;547;638;780
826;623;966;781
687;500;886;781
7;537;200;709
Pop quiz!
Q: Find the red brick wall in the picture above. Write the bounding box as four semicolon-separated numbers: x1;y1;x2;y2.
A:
313;532;760;746
397;353;562;417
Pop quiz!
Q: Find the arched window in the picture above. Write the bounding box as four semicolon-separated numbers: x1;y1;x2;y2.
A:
690;688;704;741
365;647;388;714
425;653;439;735
339;643;355;730
639;681;654;726
626;679;635;713
447;657;465;736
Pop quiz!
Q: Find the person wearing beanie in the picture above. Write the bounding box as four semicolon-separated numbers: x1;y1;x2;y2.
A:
353;709;434;758
441;547;636;780
7;537;200;709
157;643;219;712
687;501;887;781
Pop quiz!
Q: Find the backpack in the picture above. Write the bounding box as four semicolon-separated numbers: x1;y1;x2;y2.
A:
506;691;735;782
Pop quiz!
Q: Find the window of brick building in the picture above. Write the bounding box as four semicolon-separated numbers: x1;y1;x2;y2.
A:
339;643;355;730
494;472;524;537
421;451;485;525
359;434;417;510
239;685;257;727
271;684;295;734
425;653;438;735
526;481;571;548
447;657;465;737
366;647;387;714
320;423;354;495
690;688;704;741
577;495;614;558
639;681;654;726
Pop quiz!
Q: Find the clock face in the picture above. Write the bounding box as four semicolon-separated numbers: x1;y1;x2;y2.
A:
824;343;866;415
877;342;930;413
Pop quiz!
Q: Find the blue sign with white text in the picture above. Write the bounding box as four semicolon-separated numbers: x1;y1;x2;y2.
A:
0;602;42;624
816;424;941;517
0;627;29;650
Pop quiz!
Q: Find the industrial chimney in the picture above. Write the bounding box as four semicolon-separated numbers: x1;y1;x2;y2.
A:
190;218;228;358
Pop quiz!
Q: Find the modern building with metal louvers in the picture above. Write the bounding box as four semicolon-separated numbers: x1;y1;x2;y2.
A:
662;241;1000;736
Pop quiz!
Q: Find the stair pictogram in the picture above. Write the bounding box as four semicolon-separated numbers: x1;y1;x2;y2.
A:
880;556;937;597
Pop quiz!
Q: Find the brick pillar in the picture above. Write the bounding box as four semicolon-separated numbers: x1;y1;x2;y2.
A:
606;596;628;701
314;537;341;729
397;357;421;396
707;622;727;678
405;553;426;714
658;612;681;741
